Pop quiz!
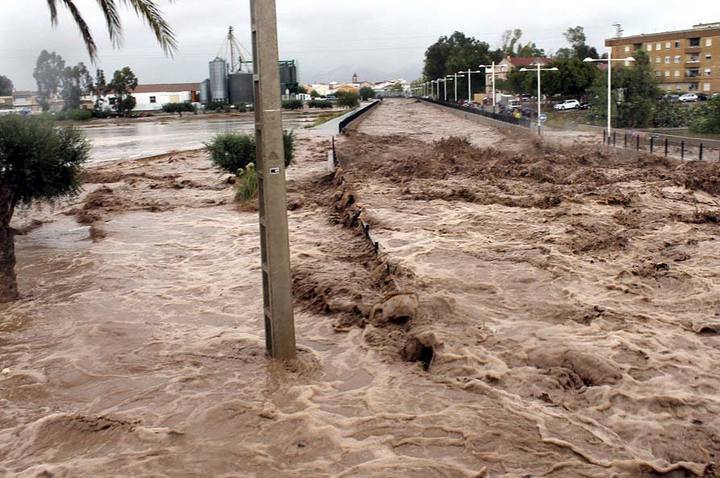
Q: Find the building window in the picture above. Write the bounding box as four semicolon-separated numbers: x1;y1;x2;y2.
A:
664;71;670;77
706;38;713;47
656;57;661;64
149;96;157;103
705;69;712;76
665;41;671;49
624;45;630;52
676;85;682;91
689;38;701;47
675;41;681;48
706;54;712;60
656;71;662;77
704;83;711;92
665;56;670;64
656;43;662;51
646;44;652;51
675;70;680;77
674;56;681;63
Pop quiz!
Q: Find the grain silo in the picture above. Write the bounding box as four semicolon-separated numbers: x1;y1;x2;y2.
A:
199;79;211;104
228;72;254;105
209;57;228;102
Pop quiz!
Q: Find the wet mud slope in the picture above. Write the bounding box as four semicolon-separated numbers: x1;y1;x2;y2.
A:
335;99;720;477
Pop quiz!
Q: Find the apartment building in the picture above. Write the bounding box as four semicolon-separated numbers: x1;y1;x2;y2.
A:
606;23;720;94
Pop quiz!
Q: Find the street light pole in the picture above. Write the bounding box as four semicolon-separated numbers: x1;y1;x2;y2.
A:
584;51;635;144
462;69;483;104
479;62;497;112
250;0;296;360
520;63;559;136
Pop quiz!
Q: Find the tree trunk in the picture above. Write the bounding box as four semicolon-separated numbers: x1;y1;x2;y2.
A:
0;185;18;303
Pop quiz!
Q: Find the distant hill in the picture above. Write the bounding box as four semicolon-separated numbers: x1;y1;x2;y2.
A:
304;63;422;84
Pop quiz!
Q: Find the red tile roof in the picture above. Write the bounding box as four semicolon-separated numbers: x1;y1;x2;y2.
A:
134;83;200;93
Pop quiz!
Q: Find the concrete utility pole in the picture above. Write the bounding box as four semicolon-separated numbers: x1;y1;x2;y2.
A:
250;0;296;360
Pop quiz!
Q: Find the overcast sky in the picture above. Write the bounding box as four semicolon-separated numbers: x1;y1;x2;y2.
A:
0;1;711;90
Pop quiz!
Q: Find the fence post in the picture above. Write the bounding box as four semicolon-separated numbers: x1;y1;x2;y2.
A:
636;135;640;151
699;143;704;161
613;132;617;147
603;129;607;145
650;136;654;154
624;133;628;148
681;141;685;160
664;138;669;157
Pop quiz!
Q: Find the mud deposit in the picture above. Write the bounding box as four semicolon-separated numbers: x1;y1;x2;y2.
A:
1;99;719;477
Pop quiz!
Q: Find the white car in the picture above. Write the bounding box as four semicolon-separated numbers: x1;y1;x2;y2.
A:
554;99;581;111
679;93;698;102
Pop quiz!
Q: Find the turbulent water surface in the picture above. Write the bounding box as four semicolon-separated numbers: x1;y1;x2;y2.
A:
1;100;719;477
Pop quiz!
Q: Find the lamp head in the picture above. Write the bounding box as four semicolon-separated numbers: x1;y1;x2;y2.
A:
626;57;636;62
519;68;529;72
583;57;594;63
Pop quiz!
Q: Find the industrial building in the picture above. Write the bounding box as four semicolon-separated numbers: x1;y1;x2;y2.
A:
200;57;298;105
606;22;720;94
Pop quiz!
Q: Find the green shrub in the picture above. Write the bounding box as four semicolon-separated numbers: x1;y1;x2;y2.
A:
205;133;255;175
308;100;333;109
359;86;376;101
689;97;720;134
67;109;92;121
234;102;248;113
235;163;258;202
336;90;360;108
282;99;304;110
206;101;231;113
205;131;295;175
653;100;689;128
162;102;196;116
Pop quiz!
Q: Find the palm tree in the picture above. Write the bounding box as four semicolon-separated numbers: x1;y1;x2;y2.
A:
46;0;177;61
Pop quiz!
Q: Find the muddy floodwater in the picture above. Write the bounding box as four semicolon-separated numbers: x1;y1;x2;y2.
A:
2;99;720;477
81;111;325;163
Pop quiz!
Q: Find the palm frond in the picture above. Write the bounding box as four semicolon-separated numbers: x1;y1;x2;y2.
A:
122;0;177;56
96;0;123;48
61;0;98;60
46;0;59;25
48;0;177;63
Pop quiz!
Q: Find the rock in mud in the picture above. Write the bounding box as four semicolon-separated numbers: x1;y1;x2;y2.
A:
287;196;305;211
371;293;419;325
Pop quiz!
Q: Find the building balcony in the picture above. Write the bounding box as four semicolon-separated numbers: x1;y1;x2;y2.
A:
686;59;701;65
685;46;701;53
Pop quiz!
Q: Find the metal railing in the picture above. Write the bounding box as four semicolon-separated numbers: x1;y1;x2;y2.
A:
603;130;720;161
338;100;381;133
420;97;532;129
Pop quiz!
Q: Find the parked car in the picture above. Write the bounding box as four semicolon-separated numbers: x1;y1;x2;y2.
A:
554;99;581;111
696;93;709;101
579;102;591;110
679;93;698;102
662;94;680;102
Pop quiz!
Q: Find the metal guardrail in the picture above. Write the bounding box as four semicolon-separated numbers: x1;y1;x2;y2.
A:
420;97;532;129
603;130;720;161
338;100;381;133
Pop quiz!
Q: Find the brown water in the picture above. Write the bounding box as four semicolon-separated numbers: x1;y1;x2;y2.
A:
2;99;719;477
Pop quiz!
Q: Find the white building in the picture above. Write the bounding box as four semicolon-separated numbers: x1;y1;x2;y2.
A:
132;83;200;111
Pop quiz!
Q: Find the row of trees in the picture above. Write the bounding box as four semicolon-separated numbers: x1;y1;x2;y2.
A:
32;50;138;116
422;27;601;102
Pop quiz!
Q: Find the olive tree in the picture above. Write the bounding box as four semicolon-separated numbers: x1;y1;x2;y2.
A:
0;115;90;302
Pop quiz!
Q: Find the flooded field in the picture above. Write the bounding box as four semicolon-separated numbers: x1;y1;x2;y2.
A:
2;99;719;477
81;111;327;163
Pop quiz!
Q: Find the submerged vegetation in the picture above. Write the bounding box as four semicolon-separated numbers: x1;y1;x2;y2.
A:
205;131;295;176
